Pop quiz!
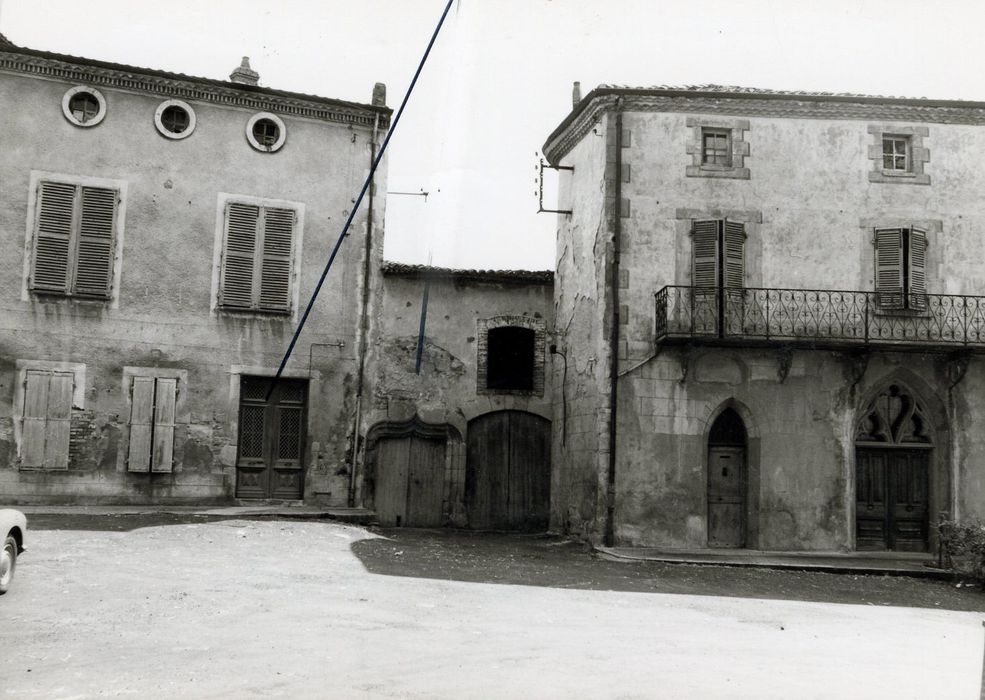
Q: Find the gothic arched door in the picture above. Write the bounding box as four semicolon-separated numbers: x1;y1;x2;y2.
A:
707;408;748;548
855;384;931;552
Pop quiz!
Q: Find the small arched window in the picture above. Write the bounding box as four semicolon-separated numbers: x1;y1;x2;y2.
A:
486;326;535;391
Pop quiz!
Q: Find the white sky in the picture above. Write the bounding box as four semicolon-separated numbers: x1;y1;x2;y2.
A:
3;0;985;271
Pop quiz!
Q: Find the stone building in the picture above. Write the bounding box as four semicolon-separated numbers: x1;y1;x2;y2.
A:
359;263;553;530
0;33;390;504
543;84;985;553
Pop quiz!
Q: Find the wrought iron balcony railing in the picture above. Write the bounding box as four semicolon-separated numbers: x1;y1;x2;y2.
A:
655;286;985;349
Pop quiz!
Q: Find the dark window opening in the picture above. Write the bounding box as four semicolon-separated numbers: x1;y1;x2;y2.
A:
486;326;535;391
161;105;189;133
253;119;280;147
69;92;100;123
702;128;731;166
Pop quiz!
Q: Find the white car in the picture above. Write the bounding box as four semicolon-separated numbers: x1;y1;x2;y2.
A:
0;509;26;594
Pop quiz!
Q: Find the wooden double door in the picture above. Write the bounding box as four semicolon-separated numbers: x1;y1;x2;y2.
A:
856;448;929;552
466;411;550;531
235;377;307;500
374;436;446;527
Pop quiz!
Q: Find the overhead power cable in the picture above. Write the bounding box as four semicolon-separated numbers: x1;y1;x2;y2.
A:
267;0;456;397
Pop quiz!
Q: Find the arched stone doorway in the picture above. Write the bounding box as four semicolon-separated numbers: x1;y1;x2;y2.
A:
707;408;748;548
855;384;932;551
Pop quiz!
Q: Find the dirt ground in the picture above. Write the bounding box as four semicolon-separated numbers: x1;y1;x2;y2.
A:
3;516;984;698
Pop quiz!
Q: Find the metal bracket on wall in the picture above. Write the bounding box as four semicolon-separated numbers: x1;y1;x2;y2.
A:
537;158;573;215
945;351;972;389
776;346;794;384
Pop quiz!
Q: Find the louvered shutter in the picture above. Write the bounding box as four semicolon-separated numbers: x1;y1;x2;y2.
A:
908;227;928;311
127;376;155;472
220;203;260;308
692;220;720;289
151;377;177;473
31;182;75;293
44;372;73;470
73;187;116;297
722;220;745;288
874;227;904;309
21;370;50;467
258;207;295;312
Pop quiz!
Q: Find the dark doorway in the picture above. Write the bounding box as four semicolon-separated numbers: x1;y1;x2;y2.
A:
235;377;307;500
707;408;747;548
374;435;446;527
466;411;550;531
856;449;929;552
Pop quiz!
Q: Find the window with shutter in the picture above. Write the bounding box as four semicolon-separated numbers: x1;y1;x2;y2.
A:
127;375;178;473
874;227;927;310
20;369;73;470
691;220;719;289
219;202;296;313
30;180;118;299
691;219;745;288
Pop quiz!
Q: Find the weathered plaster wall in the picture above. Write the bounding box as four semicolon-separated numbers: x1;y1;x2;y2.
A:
557;102;985;549
0;70;387;504
551;114;614;540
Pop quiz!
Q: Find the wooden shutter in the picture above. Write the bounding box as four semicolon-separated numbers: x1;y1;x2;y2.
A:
31;181;75;293
722;220;745;288
151;378;177;473
44;372;73;470
908;227;928;310
258;207;295;312
20;370;50;468
73;187;116;297
219;203;260;308
692;220;720;288
874;227;904;309
127;376;155;472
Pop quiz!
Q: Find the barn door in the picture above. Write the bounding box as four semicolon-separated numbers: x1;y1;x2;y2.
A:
466;411;550;531
374;436;446;527
235;377;307;500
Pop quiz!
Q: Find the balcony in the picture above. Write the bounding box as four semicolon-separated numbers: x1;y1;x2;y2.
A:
655;286;985;351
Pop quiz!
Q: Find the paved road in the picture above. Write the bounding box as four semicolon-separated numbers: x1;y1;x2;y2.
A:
1;519;982;699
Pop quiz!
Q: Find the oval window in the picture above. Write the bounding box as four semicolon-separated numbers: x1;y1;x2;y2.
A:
62;86;107;127
154;100;196;140
245;112;286;152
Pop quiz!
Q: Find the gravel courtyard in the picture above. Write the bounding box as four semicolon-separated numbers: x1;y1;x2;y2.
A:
2;518;983;699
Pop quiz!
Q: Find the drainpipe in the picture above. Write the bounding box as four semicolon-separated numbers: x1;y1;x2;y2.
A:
348;110;381;507
605;101;623;547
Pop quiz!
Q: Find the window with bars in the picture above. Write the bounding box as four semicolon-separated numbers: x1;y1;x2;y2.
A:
29;180;119;298
126;376;178;473
218;202;297;313
701;128;732;167
874;227;928;310
19;369;74;470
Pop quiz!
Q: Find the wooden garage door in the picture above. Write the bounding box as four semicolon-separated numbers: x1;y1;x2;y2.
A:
375;436;446;527
466;411;550;531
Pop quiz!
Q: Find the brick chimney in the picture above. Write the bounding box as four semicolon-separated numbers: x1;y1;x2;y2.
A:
230;57;259;86
572;81;582;109
372;82;387;107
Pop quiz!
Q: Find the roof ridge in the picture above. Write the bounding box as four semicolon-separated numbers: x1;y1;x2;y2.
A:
596;83;932;101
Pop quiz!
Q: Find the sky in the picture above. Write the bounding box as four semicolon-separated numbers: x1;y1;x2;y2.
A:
2;0;985;271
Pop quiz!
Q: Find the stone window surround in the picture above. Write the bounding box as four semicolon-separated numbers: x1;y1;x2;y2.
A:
209;192;306;320
476;315;547;397
674;208;763;287
61;85;107;127
685;116;750;179
20;170;129;309
858;217;941;295
11;359;86;467
154;99;197;140
246;112;287;153
867;125;930;185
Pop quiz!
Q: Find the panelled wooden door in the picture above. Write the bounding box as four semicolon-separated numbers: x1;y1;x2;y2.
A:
707;446;746;548
856;448;929;551
466;411;550;532
235;377;307;500
374;436;446;527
